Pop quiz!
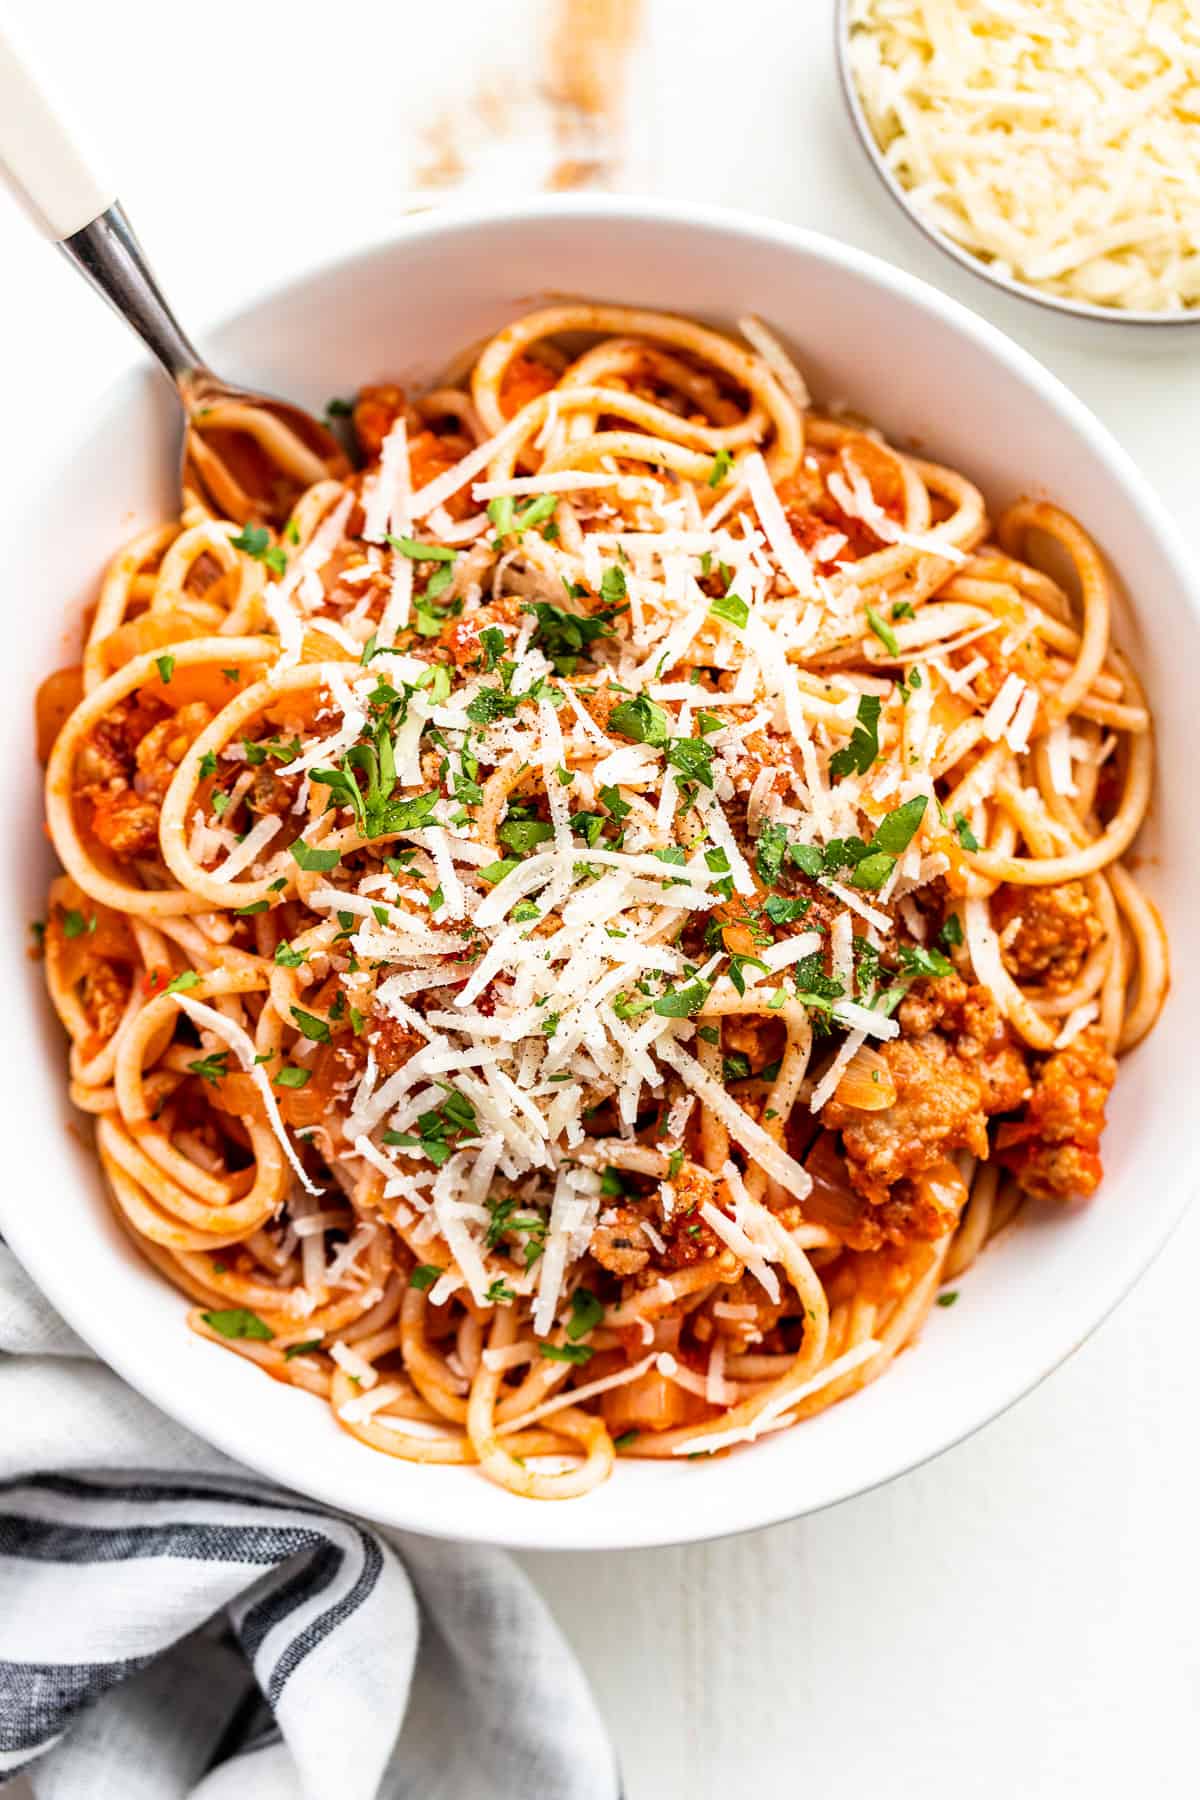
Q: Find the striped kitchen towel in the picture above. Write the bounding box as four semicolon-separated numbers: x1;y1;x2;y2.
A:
0;1246;618;1800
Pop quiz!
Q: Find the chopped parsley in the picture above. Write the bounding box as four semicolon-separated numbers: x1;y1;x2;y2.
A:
897;942;954;980
479;857;521;885
273;1065;311;1089
708;447;734;486
665;734;715;789
382;1089;478;1169
758;820;802;891
188;1052;230;1086
764;894;809;925
866;606;900;656
870;794;927;855
939;912;964;949
954;811;980;852
709;590;748;629
289;1007;330;1043
386;535;456;562
230;525;286;576
653;977;712;1018
478;625;506;671
201;1308;273;1341
829;694;882;780
498;818;554;854
566;1287;604;1340
610;694;671;746
290;839;340;873
539;1342;594;1365
521;597;624;675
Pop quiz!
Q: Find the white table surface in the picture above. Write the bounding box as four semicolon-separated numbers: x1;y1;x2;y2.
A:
4;2;1198;1795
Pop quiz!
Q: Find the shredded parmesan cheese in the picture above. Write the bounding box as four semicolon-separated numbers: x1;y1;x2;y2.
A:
848;0;1200;315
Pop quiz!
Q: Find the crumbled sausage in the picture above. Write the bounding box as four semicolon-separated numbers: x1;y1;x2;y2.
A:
992;881;1101;991
590;1206;652;1277
364;1010;424;1078
133;702;212;802
824;1029;989;1209
1002;1026;1117;1201
897;973;997;1051
352;385;406;459
75;694;207;863
87;789;160;859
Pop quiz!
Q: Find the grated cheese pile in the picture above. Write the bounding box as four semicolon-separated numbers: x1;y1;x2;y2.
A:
849;0;1200;312
164;319;1008;1386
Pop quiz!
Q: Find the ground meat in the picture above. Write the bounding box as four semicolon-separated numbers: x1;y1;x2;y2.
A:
499;354;559;418
899;974;1031;1114
590;1206;652;1278
133;702;212;802
590;1163;736;1280
75;693;206;863
897;973;998;1051
352;385;406;459
721;1013;784;1074
441;593;524;663
248;765;299;818
801;1130;958;1251
773;461;885;563
715;868;841;961
824;1031;989;1209
992;881;1101;991
660;1163;726;1269
821;975;1034;1230
87;789;161;859
80;961;130;1042
873;1165;965;1245
976;1034;1032;1116
365;1010;424;1078
75;695;168;788
1001;1026;1117;1202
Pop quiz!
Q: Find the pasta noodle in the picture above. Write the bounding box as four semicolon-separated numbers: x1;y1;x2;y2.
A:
36;303;1168;1500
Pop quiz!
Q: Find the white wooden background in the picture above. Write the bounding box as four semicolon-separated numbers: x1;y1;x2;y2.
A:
3;2;1199;1795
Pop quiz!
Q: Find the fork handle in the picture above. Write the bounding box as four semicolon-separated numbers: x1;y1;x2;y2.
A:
0;20;202;386
0;17;112;237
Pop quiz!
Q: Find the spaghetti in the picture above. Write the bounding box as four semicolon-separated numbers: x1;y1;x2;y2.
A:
37;303;1168;1500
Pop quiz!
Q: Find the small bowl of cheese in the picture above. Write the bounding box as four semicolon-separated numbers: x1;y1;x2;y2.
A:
836;0;1200;326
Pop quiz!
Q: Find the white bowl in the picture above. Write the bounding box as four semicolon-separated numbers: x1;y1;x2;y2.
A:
5;197;1195;1551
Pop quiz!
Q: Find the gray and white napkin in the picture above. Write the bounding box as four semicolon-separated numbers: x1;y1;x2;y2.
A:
0;1245;619;1800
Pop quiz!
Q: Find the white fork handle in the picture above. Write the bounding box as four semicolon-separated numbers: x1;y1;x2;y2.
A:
0;18;114;239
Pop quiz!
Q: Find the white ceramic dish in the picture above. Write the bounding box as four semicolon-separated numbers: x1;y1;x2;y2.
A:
832;0;1200;333
5;196;1195;1551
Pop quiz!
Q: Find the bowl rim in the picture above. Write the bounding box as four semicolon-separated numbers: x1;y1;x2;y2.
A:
7;191;1199;1549
832;0;1200;330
